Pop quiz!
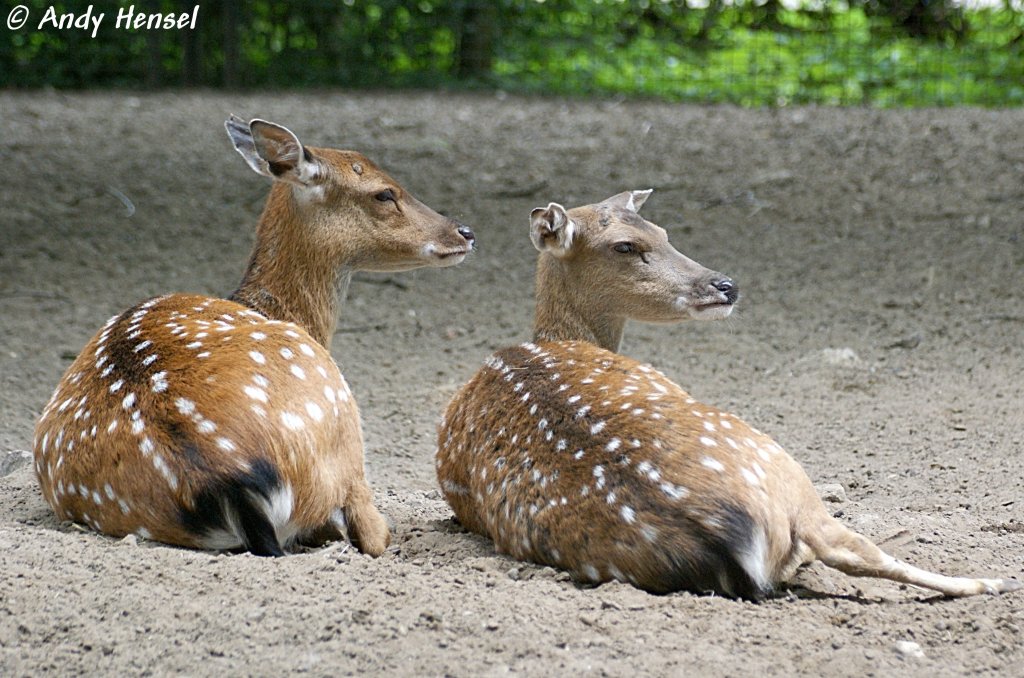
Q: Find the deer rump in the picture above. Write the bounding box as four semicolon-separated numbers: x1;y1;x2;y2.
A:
439;341;781;600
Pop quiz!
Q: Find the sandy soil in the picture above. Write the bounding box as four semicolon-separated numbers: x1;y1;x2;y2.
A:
1;92;1023;676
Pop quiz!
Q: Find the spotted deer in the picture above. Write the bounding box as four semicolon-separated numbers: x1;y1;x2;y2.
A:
436;190;1019;599
33;116;475;556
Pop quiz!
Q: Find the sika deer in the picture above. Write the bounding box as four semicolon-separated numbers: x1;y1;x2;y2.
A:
33;116;475;556
436;190;1019;599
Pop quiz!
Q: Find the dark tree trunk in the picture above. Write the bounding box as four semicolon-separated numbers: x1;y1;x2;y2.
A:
222;0;241;87
456;0;498;81
144;0;162;87
182;12;203;86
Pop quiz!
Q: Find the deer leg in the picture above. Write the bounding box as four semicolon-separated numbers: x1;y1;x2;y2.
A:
342;483;390;557
777;539;816;584
299;508;347;548
804;516;1020;597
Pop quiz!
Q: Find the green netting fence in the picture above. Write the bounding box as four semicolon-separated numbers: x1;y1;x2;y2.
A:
2;0;1022;106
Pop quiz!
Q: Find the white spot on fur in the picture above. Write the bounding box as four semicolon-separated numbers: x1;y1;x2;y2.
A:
151;371;168;393
305;402;324;422
660;482;688;500
249;351;266;365
701;456;725;472
620;506;636;524
281;411;305;431
290;364;306;380
175;398;196;416
442;479;469;496
152;454;178;491
244;386;268;403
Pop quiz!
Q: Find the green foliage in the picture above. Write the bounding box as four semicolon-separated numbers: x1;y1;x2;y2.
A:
1;0;1022;106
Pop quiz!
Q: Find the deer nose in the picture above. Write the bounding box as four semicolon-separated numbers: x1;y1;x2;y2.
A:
457;225;476;247
711;277;738;303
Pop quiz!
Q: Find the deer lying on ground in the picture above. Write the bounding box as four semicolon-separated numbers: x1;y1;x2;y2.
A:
436;190;1019;599
33;116;475;556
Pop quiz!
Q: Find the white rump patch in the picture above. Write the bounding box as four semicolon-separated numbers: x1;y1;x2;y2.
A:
261;485;299;546
736;527;771;593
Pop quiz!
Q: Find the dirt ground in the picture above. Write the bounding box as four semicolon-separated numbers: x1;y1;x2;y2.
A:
1;91;1022;676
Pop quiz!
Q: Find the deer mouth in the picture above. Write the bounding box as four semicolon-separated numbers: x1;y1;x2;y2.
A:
421;243;469;266
432;248;470;266
688;301;735;320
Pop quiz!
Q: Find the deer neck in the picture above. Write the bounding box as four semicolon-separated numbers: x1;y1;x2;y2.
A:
230;185;351;348
532;255;626;352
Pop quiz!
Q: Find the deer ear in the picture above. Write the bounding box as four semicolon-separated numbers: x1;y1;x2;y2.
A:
530;202;576;257
225;116;319;186
601;189;653;213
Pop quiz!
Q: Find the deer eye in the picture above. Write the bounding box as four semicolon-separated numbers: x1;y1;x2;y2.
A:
375;189;397;203
612;242;636;254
